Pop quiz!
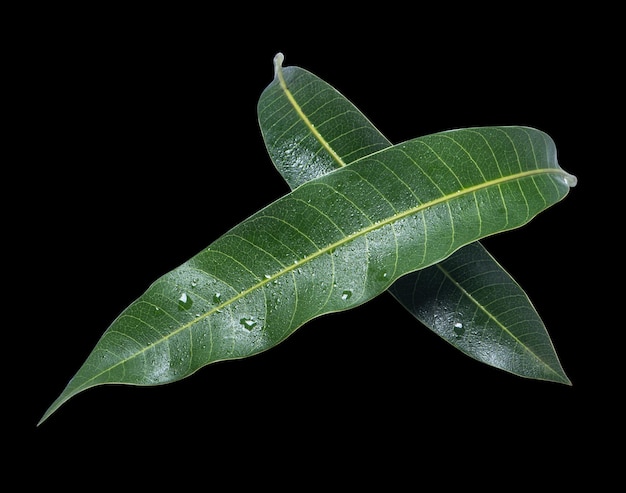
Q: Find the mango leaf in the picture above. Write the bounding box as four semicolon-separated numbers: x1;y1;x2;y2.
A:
257;53;572;384
390;242;570;381
39;69;577;427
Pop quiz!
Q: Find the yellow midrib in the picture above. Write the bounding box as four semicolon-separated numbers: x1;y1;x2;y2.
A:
275;53;346;169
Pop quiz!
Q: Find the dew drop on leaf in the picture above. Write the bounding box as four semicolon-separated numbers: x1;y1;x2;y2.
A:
240;317;258;330
453;322;465;336
178;292;193;311
341;290;352;300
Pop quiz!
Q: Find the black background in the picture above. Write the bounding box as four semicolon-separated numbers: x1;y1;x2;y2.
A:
15;4;618;488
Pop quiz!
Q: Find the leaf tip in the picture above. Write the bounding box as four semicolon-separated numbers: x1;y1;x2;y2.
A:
37;394;68;427
37;377;92;427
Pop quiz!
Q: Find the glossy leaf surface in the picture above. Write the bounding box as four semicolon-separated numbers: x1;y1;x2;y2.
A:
40;65;576;425
258;54;571;384
390;242;569;380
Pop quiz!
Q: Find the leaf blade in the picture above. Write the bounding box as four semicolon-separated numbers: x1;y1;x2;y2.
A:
389;242;570;383
257;55;572;384
40;123;575;424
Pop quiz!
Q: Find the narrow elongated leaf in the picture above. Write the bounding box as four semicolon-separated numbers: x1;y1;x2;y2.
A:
40;82;577;428
259;54;392;188
389;242;570;381
258;53;572;384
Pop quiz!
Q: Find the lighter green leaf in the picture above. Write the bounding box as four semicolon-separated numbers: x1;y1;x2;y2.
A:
40;71;576;426
258;53;571;384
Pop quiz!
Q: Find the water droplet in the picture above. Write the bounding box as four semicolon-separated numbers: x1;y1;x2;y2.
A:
178;292;193;310
213;293;222;303
191;278;198;288
341;290;352;300
240;317;257;330
453;322;465;336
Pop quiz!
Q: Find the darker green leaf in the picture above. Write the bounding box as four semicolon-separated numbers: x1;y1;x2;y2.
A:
258;53;572;384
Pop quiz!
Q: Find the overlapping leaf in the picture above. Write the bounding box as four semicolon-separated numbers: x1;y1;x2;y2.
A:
258;53;572;384
39;57;577;425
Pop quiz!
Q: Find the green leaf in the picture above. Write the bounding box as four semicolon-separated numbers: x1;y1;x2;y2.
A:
40;61;576;426
389;242;570;382
258;53;572;384
258;54;392;188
